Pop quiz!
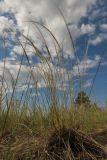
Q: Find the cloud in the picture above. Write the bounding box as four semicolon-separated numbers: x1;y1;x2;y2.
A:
100;24;107;31
90;36;102;45
68;23;95;39
83;79;92;88
80;24;95;34
0;54;104;100
0;16;14;36
0;0;97;58
10;44;37;57
0;0;101;99
2;0;97;24
0;58;29;93
90;32;107;46
9;23;96;59
72;55;101;76
0;57;71;94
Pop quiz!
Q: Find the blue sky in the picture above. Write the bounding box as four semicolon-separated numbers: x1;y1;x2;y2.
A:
0;0;107;106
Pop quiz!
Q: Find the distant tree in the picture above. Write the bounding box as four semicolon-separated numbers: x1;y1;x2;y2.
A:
75;91;91;107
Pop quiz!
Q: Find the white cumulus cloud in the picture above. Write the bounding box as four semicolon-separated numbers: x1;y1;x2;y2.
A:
0;0;97;58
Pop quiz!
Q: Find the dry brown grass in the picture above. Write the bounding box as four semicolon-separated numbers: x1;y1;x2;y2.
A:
0;107;107;159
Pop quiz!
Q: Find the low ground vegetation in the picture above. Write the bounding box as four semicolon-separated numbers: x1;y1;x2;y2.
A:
0;106;107;159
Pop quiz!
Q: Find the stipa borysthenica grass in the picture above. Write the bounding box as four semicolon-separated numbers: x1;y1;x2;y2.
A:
0;10;107;159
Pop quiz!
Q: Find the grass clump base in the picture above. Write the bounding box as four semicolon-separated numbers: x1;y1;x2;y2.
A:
0;126;107;160
47;127;107;160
